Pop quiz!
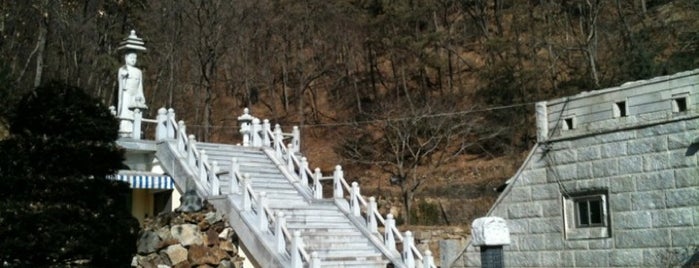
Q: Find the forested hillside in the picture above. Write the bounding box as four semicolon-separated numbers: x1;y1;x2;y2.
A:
1;0;697;225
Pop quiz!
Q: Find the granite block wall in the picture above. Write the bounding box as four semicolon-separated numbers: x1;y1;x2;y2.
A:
452;70;699;267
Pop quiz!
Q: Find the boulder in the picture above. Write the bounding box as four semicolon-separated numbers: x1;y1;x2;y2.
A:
188;244;224;266
164;244;188;265
171;224;204;246
137;231;162;254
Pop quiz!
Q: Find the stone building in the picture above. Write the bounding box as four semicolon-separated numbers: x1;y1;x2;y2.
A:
452;69;699;267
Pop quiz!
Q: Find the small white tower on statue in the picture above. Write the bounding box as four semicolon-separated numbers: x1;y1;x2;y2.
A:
117;30;148;137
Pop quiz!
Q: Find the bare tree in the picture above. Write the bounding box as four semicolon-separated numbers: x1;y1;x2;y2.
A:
338;98;499;225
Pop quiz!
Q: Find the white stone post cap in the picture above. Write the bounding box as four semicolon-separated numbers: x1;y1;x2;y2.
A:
471;216;510;246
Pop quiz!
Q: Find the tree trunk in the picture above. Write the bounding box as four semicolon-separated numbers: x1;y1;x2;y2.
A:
33;19;48;88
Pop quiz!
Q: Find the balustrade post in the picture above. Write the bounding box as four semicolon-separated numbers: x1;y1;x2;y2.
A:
385;214;396;252
252;118;263;146
286;144;294;173
199;150;208;185
310;252;321;268
167;108;176;139
291;126;300;154
291;231;303;268
241;123;250;146
313;168;323;199
242;174;251;211
258;192;268;231
403;231;416;268
333;165;344;198
274;124;283;159
132;108;142;140
351;182;361;217
177;121;186;152
300;157;309;187
423;250;435;268
275;212;286;254
367;197;378;233
262;119;271;146
187;135;196;168
155;108;167;140
211;161;220;195
230;158;240;194
109;106;116;116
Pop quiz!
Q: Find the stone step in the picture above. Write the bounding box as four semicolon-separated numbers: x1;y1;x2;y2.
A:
285;214;351;224
318;259;388;268
286;223;356;230
313;249;384;259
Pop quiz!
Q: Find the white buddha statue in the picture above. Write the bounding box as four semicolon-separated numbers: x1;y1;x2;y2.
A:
116;30;147;136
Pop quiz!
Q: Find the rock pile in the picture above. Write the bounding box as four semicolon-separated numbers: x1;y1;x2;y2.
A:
132;202;244;268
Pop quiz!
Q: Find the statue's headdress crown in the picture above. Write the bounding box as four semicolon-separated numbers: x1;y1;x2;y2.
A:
118;30;146;52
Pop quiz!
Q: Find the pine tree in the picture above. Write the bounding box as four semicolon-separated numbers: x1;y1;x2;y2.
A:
0;82;138;267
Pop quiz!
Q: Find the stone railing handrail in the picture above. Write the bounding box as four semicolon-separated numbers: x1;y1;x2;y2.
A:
137;107;311;267
110;106;155;140
111;105;223;195
239;108;436;268
155;108;222;196
332;166;435;268
231;164;315;267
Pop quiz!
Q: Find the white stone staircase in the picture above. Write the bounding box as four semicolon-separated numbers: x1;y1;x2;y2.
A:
197;142;389;267
139;107;436;268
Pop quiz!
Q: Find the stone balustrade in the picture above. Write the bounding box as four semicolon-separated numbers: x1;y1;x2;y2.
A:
113;105;437;267
239;108;438;268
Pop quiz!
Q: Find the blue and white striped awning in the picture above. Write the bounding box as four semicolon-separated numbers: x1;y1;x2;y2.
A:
109;174;175;189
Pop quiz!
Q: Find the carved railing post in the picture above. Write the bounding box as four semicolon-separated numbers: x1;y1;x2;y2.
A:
242;174;251;211
187;135;196;168
155;108;167;140
132;108;142;140
300;157;309;187
287;144;295;173
275;212;286;254
211;161;220;195
176;121;186;152
367;197;378;233
351;182;361;217
403;231;415;268
385;214;396;252
313;168;323;199
423;250;435;268
199;150;208;185
310;252;320;268
230;158;240;194
258;192;268;231
291;231;303;268
274;124;283;159
333;165;343;198
251;118;262;146
262;119;271;146
167;108;176;139
291;126;300;154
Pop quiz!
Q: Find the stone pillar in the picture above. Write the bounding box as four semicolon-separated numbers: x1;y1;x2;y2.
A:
535;101;548;142
471;217;510;268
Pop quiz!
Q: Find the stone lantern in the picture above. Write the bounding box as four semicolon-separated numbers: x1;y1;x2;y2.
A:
237;108;255;146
